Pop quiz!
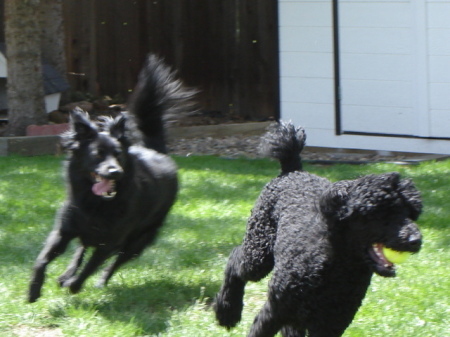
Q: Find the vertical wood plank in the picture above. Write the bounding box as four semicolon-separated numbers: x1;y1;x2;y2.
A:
59;0;279;120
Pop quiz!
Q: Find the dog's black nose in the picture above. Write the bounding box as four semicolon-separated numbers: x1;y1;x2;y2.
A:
107;166;123;179
408;233;422;250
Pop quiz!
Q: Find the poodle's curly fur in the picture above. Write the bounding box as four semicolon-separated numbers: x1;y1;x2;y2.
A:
214;122;423;337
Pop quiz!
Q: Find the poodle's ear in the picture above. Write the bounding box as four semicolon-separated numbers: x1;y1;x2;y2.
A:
398;178;422;220
319;181;353;221
338;172;417;218
70;107;98;141
339;173;401;217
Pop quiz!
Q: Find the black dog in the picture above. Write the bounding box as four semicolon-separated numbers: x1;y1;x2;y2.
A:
28;55;194;302
214;122;423;337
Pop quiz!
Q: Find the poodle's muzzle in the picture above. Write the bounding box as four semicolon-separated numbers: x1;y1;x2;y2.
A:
369;220;422;277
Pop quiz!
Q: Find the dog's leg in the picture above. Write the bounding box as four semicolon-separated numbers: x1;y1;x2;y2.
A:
280;326;306;337
60;248;111;294
215;241;274;329
95;252;137;288
28;230;73;303
215;226;275;328
306;315;354;337
58;246;86;286
96;228;159;288
247;300;283;337
214;246;247;328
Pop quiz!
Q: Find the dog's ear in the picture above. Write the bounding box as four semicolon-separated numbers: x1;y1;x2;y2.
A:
354;172;402;215
70;107;98;141
319;180;353;221
398;178;422;220
109;115;127;141
338;172;419;218
60;108;98;150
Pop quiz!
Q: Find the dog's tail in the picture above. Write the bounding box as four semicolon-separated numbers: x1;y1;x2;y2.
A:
127;54;196;153
261;121;306;174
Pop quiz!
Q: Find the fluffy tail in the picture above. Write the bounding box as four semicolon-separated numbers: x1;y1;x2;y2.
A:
261;121;306;174
127;54;196;153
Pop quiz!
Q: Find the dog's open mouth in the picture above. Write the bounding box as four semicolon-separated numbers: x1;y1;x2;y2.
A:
368;243;396;277
91;173;117;199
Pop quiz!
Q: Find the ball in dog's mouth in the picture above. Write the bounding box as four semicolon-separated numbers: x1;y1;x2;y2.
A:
91;173;117;199
368;243;400;277
382;246;411;264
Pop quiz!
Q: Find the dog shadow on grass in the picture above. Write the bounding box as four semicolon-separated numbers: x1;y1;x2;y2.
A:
43;265;224;335
101;280;220;334
41;230;233;336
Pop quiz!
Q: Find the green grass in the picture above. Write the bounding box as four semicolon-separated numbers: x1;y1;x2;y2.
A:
0;155;448;336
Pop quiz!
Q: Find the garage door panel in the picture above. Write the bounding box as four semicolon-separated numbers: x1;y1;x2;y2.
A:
339;0;417;136
342;106;417;135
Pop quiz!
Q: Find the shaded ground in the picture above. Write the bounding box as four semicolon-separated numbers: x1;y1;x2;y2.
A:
168;134;448;164
1;107;447;163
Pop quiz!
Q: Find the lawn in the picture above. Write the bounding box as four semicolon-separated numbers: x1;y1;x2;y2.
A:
0;154;448;337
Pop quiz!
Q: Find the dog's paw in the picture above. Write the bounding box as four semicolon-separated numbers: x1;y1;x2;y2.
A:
28;280;43;303
57;274;71;287
61;277;82;294
28;288;41;303
69;283;82;294
214;296;243;329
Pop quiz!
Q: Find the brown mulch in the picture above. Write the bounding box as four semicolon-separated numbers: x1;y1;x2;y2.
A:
167;134;446;164
1;106;445;163
168;112;449;163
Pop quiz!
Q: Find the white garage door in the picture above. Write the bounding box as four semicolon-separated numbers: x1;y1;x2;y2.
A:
338;0;450;139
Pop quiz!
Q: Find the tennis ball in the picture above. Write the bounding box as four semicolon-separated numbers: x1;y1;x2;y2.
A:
382;247;411;264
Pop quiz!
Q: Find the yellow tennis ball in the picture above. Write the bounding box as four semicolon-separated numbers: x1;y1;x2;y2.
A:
382;247;411;264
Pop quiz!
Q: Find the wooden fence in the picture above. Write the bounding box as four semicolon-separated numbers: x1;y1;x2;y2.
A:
62;0;279;121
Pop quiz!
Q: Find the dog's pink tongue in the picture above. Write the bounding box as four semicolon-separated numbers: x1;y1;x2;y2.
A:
92;179;110;196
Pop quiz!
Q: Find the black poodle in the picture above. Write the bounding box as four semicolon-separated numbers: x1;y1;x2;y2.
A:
214;122;423;337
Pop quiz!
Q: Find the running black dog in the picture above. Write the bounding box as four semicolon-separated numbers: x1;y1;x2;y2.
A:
215;122;423;337
28;55;194;302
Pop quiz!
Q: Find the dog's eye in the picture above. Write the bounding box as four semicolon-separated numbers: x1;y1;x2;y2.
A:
95;150;105;159
383;222;390;227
